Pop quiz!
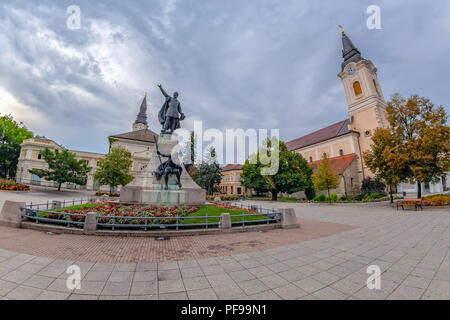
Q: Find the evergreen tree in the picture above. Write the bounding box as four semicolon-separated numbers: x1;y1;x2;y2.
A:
195;147;222;195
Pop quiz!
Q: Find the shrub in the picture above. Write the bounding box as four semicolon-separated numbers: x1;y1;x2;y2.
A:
95;191;120;197
314;194;326;202
328;193;339;202
361;177;386;195
305;187;316;200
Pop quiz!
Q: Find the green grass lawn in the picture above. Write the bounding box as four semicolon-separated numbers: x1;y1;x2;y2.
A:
53;203;105;211
180;205;269;225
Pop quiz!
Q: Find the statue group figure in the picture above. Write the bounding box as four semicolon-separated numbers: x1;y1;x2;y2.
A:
155;149;183;190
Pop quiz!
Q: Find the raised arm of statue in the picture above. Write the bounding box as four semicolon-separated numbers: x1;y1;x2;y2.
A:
158;84;170;98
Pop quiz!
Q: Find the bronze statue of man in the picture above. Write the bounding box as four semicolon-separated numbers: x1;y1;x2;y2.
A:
157;84;185;134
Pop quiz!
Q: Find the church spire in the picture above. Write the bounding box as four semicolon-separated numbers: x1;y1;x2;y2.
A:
339;26;362;71
133;93;148;131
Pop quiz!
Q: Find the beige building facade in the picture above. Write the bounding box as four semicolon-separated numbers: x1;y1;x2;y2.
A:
219;164;250;196
16;95;158;191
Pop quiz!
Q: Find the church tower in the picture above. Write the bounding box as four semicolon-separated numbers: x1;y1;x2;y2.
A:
337;26;388;177
133;94;149;131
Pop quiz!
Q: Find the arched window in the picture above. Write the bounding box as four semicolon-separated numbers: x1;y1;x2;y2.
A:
353;81;362;96
309;157;313;163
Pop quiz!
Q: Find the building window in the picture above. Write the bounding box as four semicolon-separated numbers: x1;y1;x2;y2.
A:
37;154;42;160
339;149;344;157
353;81;363;96
309;157;313;162
351;178;354;188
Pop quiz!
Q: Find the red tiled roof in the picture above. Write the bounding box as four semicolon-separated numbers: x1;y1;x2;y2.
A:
110;129;158;143
286;119;350;151
309;154;356;175
221;164;243;172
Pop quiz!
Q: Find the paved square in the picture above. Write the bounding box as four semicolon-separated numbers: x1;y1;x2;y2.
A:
0;197;449;300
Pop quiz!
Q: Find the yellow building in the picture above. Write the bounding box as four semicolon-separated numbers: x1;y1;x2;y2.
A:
16;95;158;191
219;164;250;195
286;29;388;195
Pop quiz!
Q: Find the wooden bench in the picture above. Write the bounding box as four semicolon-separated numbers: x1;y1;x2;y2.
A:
396;199;423;211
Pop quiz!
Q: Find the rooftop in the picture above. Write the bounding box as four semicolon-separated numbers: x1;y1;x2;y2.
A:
309;153;357;175
286;119;350;151
221;164;243;172
110;129;158;143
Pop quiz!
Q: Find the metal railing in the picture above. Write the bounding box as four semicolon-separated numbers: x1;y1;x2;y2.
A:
20;198;281;231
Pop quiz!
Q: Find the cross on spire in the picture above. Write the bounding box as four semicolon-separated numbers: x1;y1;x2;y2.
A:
339;26;362;71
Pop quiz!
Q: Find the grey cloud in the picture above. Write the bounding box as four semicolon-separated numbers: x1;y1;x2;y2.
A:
0;0;448;158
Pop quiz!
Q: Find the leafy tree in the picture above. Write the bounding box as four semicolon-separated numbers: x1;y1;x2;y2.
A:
385;94;450;198
241;138;313;201
0;114;33;179
28;148;91;191
195;147;222;195
363;128;407;203
312;153;340;203
94;147;134;193
241;156;271;196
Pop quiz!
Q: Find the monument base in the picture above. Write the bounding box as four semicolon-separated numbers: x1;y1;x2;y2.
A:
120;133;206;207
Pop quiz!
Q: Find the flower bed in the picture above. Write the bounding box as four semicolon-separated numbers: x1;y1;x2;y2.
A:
422;194;450;206
211;202;258;214
0;179;30;191
45;202;200;225
30;201;272;229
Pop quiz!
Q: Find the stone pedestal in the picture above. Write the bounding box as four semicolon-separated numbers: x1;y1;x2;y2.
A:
0;201;25;228
280;207;300;229
120;133;205;206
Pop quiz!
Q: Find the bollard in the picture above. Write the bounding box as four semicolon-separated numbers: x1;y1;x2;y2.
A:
83;212;97;235
53;200;62;209
220;213;232;231
280;208;300;229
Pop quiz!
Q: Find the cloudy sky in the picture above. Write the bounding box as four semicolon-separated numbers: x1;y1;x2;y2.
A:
0;0;449;162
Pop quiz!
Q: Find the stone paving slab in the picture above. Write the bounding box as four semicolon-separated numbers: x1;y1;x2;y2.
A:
0;201;448;300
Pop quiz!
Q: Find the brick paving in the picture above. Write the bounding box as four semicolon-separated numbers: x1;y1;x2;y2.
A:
0;197;449;300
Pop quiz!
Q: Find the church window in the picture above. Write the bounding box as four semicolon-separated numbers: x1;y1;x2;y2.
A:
353;81;362;96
